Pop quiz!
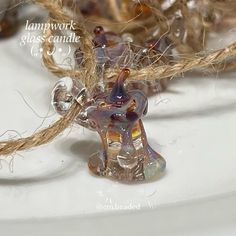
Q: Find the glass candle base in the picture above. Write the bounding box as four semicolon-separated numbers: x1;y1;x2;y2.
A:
88;144;166;182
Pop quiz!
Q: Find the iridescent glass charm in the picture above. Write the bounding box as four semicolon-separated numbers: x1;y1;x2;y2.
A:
52;69;166;182
87;69;166;181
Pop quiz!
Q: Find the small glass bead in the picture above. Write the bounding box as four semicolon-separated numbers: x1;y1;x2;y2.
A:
120;0;153;20
51;77;97;130
74;26;172;96
52;77;88;115
0;3;19;39
171;11;186;42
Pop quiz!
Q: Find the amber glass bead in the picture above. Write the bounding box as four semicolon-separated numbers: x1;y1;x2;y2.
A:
0;8;18;39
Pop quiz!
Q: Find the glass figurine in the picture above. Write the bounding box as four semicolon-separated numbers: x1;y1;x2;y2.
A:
94;26;133;68
74;26;172;96
170;10;186;43
52;69;166;182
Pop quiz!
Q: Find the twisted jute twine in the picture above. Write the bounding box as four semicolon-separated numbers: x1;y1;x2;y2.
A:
0;0;236;156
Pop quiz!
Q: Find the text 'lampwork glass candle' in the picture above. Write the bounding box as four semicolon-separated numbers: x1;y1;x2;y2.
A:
52;69;166;182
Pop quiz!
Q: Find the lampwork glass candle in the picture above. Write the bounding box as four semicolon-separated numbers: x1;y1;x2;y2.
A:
52;69;166;182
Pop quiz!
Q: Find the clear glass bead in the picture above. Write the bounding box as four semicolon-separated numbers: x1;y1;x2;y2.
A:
51;77;94;129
